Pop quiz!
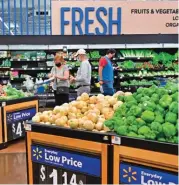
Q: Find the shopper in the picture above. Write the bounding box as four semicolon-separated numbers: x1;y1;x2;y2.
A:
49;54;69;106
98;49;116;96
70;49;91;96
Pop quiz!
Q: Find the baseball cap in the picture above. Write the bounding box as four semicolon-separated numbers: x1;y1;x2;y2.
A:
74;49;86;57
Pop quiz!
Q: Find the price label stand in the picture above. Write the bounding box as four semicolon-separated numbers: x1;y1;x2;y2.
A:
0;97;38;149
112;136;178;184
25;122;113;184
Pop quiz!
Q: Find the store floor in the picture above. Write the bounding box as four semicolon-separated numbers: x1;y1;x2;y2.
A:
0;140;27;184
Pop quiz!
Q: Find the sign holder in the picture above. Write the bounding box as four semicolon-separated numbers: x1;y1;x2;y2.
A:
112;136;178;184
26;122;112;184
0;97;38;149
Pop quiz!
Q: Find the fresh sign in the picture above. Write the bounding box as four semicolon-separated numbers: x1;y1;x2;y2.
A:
120;162;178;185
60;7;121;35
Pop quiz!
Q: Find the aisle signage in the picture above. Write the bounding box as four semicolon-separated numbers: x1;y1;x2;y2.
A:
6;107;36;141
52;1;178;35
31;145;101;177
120;162;178;185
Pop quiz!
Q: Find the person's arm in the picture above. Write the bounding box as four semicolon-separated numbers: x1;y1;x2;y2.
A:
99;58;107;84
99;66;103;81
48;67;55;78
75;62;88;82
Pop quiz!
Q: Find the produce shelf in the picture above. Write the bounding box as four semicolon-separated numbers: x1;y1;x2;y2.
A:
26;121;112;144
25;122;112;184
10;68;51;71
0;75;10;79
10;59;46;62
112;135;178;155
0;67;10;70
0;96;38;150
118;75;178;80
0;96;38;106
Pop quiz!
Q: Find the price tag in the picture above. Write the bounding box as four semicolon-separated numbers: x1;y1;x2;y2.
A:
12;121;24;139
2;102;6;107
18;59;20;61
40;68;43;70
24;123;31;131
6;108;36;141
95;67;98;69
36;164;86;185
112;136;121;145
32;144;101;184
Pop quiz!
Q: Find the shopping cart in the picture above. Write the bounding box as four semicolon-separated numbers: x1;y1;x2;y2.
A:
34;78;54;111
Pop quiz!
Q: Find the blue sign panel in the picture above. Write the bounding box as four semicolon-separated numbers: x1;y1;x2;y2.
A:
7;108;36;123
120;162;178;184
6;107;36;141
31;145;101;177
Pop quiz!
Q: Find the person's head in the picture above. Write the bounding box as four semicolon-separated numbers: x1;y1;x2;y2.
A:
54;54;65;67
106;49;116;59
75;49;87;62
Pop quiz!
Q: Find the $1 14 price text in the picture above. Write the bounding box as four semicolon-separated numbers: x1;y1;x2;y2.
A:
39;164;86;185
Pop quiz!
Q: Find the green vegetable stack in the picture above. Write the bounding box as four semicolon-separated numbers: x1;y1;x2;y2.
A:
0;85;27;100
104;82;178;144
90;51;101;59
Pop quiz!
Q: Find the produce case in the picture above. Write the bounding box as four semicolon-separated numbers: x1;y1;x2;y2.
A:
0;96;38;149
112;135;178;184
25;122;113;184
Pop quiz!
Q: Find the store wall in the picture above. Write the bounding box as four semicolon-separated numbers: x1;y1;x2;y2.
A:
0;0;51;35
52;1;178;35
0;0;178;36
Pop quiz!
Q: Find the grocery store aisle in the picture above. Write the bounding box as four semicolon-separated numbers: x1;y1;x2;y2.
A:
0;140;27;184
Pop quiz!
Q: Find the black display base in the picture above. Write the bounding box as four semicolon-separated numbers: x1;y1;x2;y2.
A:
0;137;25;150
0;143;7;150
114;135;178;155
27;121;113;144
0;96;38;106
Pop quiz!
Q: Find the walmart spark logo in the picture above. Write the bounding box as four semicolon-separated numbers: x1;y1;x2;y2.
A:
123;166;137;183
33;147;42;160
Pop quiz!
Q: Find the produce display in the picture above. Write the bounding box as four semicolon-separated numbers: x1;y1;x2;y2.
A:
0;85;33;100
119;49;154;58
32;92;133;132
105;82;178;144
121;79;159;86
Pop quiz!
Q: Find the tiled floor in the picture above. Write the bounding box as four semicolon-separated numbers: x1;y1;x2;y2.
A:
0;140;27;184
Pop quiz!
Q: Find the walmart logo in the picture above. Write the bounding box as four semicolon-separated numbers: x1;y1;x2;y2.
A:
33;147;42;160
123;166;137;183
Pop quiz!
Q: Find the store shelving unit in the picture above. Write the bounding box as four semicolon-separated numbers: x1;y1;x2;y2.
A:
0;35;178;107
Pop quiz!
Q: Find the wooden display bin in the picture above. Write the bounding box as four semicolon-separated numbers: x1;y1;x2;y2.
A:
0;97;38;149
25;122;113;184
112;136;178;184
